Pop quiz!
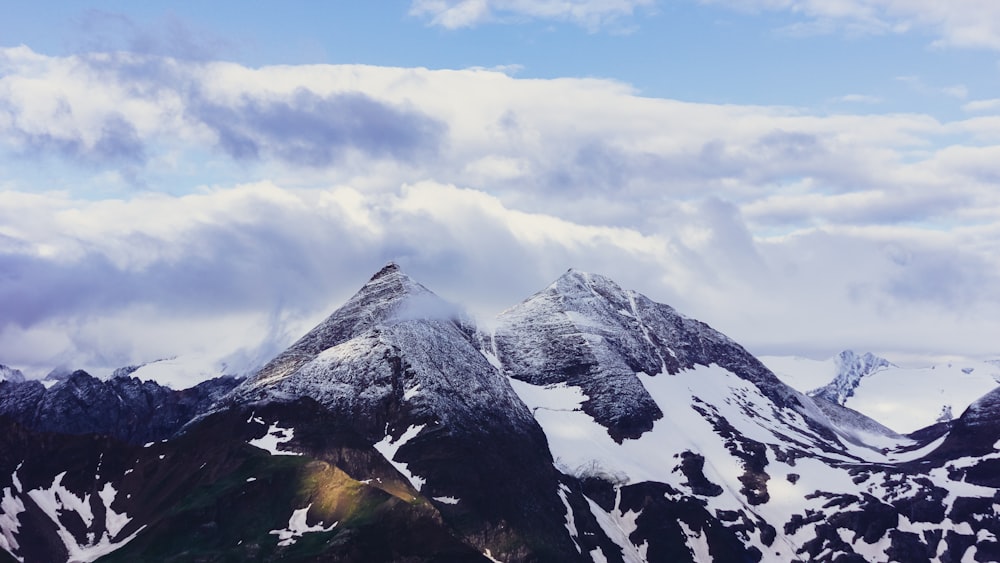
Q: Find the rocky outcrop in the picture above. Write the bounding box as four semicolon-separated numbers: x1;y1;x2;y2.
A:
810;350;892;405
0;371;240;444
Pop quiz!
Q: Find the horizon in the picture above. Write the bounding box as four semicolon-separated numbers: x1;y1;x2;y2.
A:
2;1;1000;381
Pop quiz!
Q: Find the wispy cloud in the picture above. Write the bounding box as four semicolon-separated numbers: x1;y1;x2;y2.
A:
942;84;969;99
962;98;1000;112
409;0;655;31
704;0;1000;50
72;9;237;60
835;94;883;104
895;75;972;101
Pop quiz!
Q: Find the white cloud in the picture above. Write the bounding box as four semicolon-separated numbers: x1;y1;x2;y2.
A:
3;179;998;379
2;47;1000;377
836;94;882;104
409;0;654;30
963;98;1000;112
942;84;969;99
704;0;1000;50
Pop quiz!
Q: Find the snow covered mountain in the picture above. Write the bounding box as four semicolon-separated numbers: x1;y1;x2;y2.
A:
763;352;1000;434
2;264;1000;562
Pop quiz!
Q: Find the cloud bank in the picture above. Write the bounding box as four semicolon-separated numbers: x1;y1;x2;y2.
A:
1;46;999;380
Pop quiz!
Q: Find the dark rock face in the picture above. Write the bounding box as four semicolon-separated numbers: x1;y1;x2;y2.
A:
925;387;1000;462
0;371;240;444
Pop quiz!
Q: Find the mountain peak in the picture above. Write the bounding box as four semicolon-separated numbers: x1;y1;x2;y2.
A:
496;268;809;442
553;267;608;286
811;350;893;405
546;268;629;305
236;264;456;395
370;260;401;280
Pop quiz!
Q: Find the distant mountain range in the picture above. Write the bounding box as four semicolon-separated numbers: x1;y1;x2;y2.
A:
2;264;998;562
763;350;1000;434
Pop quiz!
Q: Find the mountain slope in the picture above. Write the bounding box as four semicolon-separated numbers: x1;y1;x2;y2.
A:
492;270;816;443
0;399;489;562
223;263;585;561
491;270;1000;562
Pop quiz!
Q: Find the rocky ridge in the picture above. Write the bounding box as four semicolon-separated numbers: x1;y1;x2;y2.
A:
810;350;893;405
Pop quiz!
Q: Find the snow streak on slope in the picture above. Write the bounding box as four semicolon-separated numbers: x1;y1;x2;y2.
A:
0;481;25;559
374;424;427;491
20;472;144;563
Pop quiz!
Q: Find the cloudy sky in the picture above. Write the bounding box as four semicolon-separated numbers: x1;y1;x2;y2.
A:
2;1;999;381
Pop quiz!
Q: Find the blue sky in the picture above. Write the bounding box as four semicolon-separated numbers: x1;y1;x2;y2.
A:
1;1;999;381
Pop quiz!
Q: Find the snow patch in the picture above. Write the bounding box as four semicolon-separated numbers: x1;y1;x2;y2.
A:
0;487;25;557
97;482;132;539
269;504;337;547
373;424;426;491
24;473;144;562
584;496;645;563
590;547;609;563
248;422;302;456
679;520;712;562
557;484;581;553
403;383;422;401
432;496;459;505
27;472;93;528
480;348;503;371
